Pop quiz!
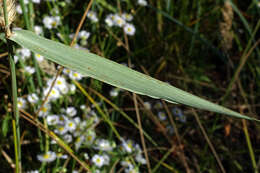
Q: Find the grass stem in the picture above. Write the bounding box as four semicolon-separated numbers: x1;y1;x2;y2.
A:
3;0;21;171
242;119;258;173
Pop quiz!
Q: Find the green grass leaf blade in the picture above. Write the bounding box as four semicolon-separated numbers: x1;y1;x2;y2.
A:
9;29;259;122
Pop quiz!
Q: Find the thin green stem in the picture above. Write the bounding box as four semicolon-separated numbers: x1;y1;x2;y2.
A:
28;0;43;88
19;0;31;29
221;20;260;102
74;80;121;140
12;120;19;173
43;118;50;152
28;0;34;30
188;0;201;56
242;120;258;173
3;0;8;26
3;0;21;172
152;146;176;173
8;40;21;173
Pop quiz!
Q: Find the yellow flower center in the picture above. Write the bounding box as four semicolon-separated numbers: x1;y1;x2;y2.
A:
51;21;57;27
117;19;122;24
43;154;50;159
18;101;22;106
42;107;47;112
51;90;56;95
68;122;73;127
96;158;101;163
127;143;133;149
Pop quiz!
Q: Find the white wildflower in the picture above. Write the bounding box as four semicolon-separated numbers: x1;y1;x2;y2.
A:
66;107;77;117
135;153;146;164
85;130;96;145
94;139;114;151
66;120;77;132
16;48;31;61
34;26;43;35
80;104;86;110
105;15;114;27
69;71;83;80
43;87;60;101
87;11;98;22
17;97;27;109
43;16;61;29
70;84;76;93
24;66;35;74
121;139;135;153
54;76;67;92
122;13;133;22
21;48;31;57
60;85;69;94
27;93;39;104
35;54;44;62
16;5;23;14
37;151;56;163
46;115;59;126
137;0;148;6
32;0;41;3
158;111;167;121
114;14;126;27
57;114;69;125
78;30;90;40
54;126;68;135
124;23;136;36
92;154;105;168
63;134;73;143
109;88;119;97
63;68;71;75
38;104;51;117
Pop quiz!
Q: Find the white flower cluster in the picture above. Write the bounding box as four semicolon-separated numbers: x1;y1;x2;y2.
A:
14;0;150;172
105;13;136;36
36;105;100;163
120;139;147;169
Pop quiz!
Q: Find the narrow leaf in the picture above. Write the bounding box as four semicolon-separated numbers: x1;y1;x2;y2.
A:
9;29;259;122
